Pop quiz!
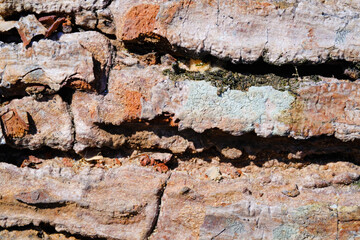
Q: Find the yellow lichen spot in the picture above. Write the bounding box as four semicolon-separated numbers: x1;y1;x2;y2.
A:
189;59;211;73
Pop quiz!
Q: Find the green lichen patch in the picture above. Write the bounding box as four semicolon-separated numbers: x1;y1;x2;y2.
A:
163;66;320;96
353;180;360;188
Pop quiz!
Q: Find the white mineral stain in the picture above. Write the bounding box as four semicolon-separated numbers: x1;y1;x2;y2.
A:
178;80;294;136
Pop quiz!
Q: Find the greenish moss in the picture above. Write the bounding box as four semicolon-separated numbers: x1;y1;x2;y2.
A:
163;67;319;96
353;180;360;188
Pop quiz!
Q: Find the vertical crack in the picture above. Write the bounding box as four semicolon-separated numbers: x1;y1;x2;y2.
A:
216;0;220;26
57;88;76;150
146;172;172;239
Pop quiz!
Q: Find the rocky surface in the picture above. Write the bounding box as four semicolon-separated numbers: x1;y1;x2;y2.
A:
0;0;360;239
111;0;360;64
0;162;169;239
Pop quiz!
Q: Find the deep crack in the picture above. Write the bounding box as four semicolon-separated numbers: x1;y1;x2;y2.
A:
147;172;172;239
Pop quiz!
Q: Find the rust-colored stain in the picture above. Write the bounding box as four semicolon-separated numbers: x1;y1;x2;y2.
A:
1;109;29;138
20;155;43;168
38;15;57;27
66;80;95;92
139;154;169;173
45;17;65;38
17;28;31;47
122;4;160;41
281;80;360;138
122;90;143;120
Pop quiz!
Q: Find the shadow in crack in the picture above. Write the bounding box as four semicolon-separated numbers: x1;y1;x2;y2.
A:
94;116;360;168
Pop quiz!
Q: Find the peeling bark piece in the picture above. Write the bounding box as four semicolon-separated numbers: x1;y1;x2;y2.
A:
71;92;126;153
38;15;57;27
1;108;29;138
0;95;73;151
0;0;111;18
121;4;160;41
0;39;95;97
110;0;360;64
44;17;65;38
60;31;113;93
15;15;46;47
61;17;72;33
0;163;168;239
15;189;62;206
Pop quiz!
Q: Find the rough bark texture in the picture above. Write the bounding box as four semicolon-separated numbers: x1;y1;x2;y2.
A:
0;0;360;239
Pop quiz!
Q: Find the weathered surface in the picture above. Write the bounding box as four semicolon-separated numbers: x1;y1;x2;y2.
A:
0;0;111;17
59;31;114;93
15;15;46;46
71;91;126;153
0;95;73;151
1;0;360;239
0;39;94;97
152;162;360;239
72;62;360;143
0;163;168;239
111;0;360;64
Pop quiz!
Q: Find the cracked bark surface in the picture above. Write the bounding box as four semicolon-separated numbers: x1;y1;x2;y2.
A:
0;0;360;239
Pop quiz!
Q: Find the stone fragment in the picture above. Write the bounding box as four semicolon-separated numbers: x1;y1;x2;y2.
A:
303;174;331;189
0;39;95;97
75;11;97;29
72;62;360;151
338;205;360;222
220;147;242;159
15;14;46;46
97;8;116;35
332;172;360;185
205;166;222;182
1;108;29;138
147;152;173;163
281;184;300;198
0;95;73;151
0;17;16;32
0;163;168;239
60;31;114;93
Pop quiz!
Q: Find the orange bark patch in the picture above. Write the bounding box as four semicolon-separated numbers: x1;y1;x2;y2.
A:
122;4;160;41
1;109;29;138
67;80;96;92
281;80;360;138
122;90;143;120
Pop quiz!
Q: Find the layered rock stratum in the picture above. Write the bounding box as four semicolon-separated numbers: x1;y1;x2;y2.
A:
0;0;360;239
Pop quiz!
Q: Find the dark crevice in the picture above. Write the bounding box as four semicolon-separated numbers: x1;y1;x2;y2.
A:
58;87;76;106
166;54;354;81
95;119;360;167
123;33;173;55
0;28;22;44
146;173;172;239
0;223;107;240
125;33;357;81
0;145;80;167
